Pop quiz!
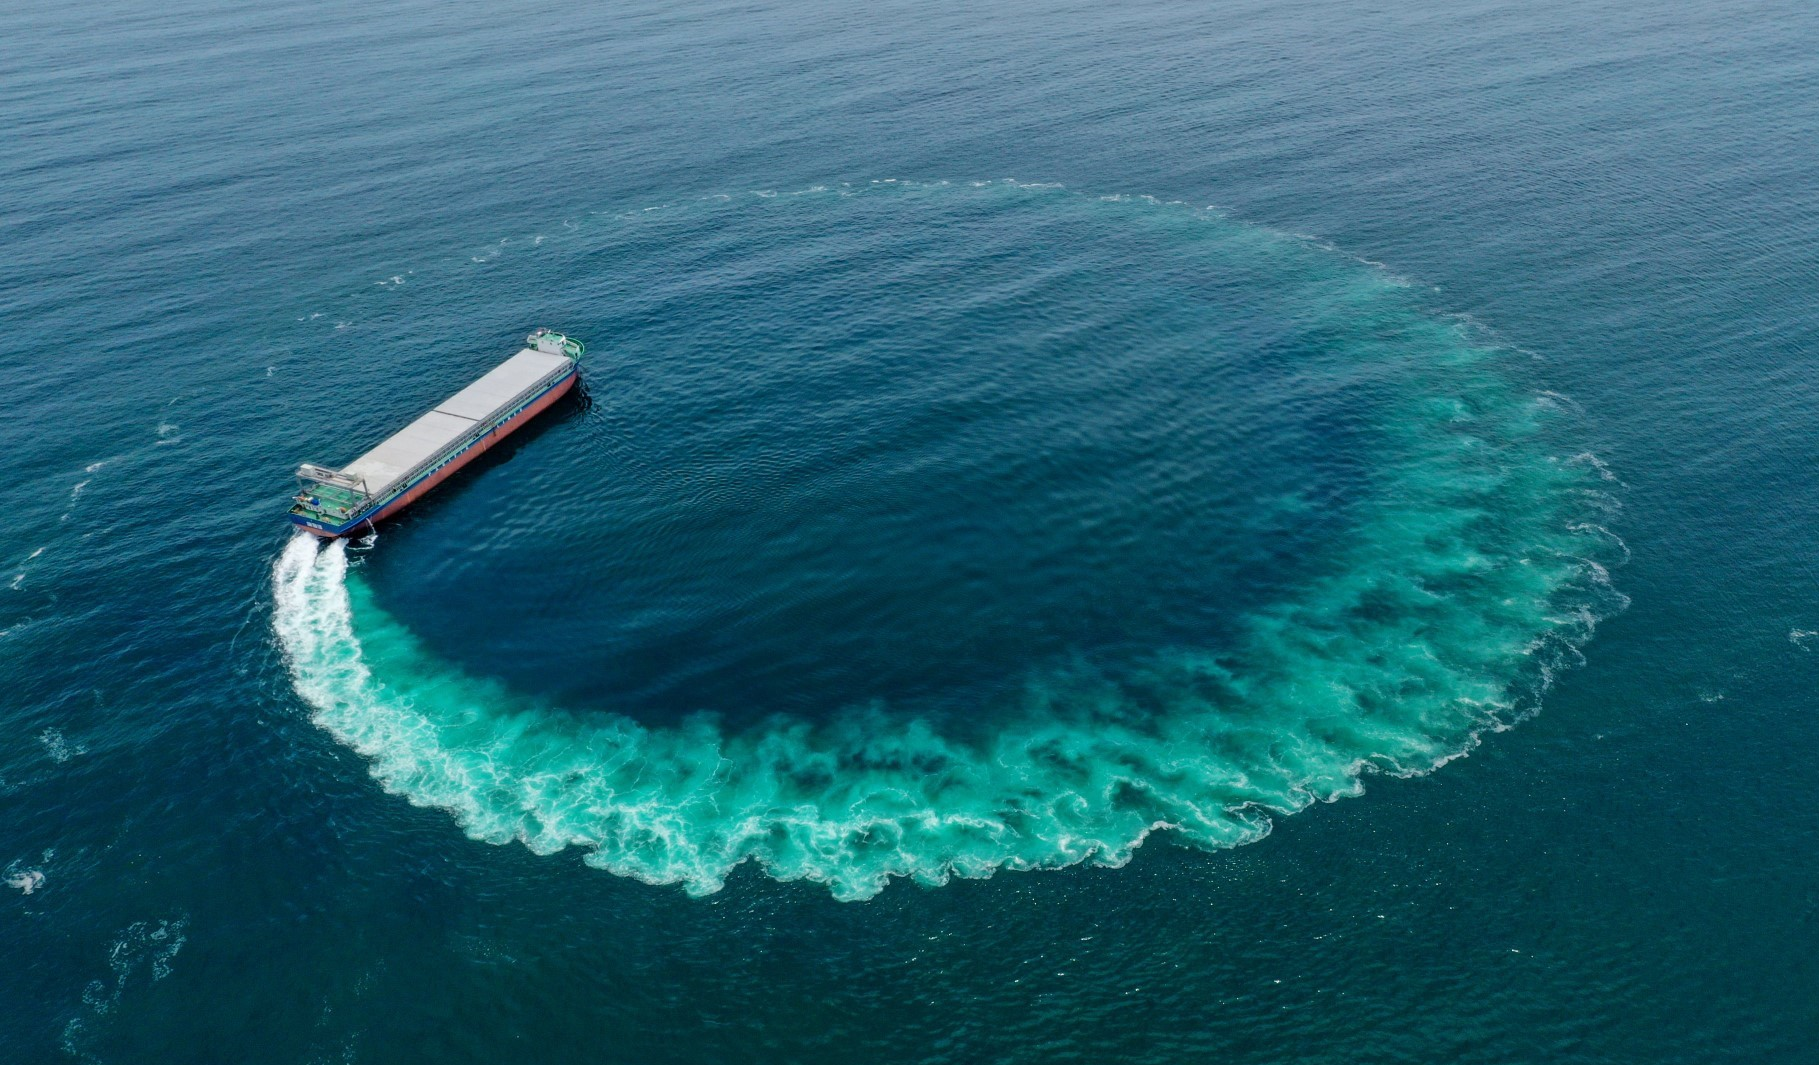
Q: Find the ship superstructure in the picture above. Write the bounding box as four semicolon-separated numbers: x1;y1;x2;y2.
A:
289;329;583;536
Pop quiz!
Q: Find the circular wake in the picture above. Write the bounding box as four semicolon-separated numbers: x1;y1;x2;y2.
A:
271;182;1623;900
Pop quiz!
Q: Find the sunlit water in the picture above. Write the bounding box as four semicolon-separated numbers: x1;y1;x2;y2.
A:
269;182;1620;900
5;0;1818;1061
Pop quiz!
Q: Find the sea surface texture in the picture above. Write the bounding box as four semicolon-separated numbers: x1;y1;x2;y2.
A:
4;0;1817;1061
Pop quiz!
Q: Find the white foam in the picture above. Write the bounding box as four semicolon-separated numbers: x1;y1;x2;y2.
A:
263;183;1626;900
59;916;188;1058
40;728;85;763
1566;451;1621;483
1537;389;1584;413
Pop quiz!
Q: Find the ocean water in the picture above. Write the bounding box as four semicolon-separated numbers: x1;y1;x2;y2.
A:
4;0;1817;1060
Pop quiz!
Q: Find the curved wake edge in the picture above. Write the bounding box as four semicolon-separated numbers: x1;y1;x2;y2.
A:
270;184;1624;900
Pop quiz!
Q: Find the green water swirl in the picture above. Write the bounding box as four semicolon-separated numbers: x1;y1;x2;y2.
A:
271;185;1622;900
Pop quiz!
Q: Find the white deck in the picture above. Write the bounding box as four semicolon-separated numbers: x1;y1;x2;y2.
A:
336;348;572;497
435;349;571;421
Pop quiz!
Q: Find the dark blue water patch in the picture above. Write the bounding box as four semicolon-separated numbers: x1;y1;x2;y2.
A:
262;181;1618;903
7;0;1819;1057
352;186;1378;728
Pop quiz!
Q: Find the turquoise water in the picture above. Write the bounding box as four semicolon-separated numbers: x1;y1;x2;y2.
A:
6;0;1818;1060
271;183;1619;901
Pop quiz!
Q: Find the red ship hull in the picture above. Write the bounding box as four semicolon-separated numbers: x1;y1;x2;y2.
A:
298;370;577;538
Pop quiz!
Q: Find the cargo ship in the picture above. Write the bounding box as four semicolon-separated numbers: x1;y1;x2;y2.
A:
288;329;584;537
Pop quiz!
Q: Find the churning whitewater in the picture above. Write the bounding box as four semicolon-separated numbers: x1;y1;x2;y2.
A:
270;184;1623;900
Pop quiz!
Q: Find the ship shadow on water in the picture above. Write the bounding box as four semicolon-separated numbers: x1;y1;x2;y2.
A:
361;377;594;543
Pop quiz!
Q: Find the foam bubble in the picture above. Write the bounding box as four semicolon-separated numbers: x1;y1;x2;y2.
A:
40;728;85;764
7;869;45;894
59;917;188;1058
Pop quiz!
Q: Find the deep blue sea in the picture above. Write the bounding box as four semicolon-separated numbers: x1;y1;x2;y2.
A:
5;0;1818;1059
